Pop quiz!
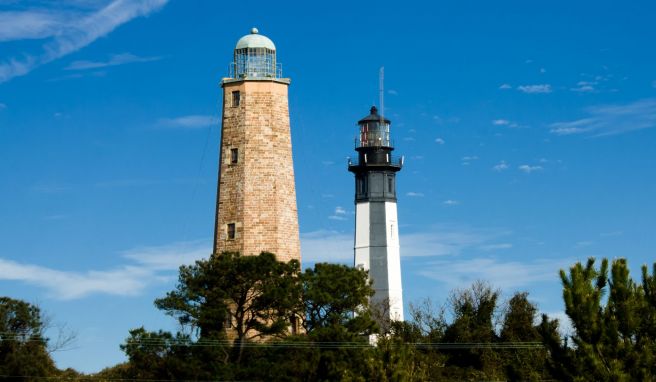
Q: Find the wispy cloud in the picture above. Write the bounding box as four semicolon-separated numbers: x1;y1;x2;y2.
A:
300;230;353;265
434;138;445;145
0;0;168;84
159;115;217;129
328;206;348;221
479;243;513;251
31;183;74;193
492;119;521;128
499;84;512;90
406;192;425;197
461;155;478;166
517;84;552;94
0;240;208;300
418;257;564;290
387;89;398;95
0;102;6;109
300;225;512;264
492;161;509;172
574;240;594;248
0;10;72;42
65;52;162;70
549;98;656;136
518;165;543;174
443;199;459;206
570;81;597;93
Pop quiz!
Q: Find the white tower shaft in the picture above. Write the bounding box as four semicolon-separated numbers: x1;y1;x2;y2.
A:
355;200;404;321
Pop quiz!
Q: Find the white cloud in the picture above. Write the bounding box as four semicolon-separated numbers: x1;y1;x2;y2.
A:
499;84;512;90
418;257;564;290
550;98;656;136
0;0;168;84
159;115;217;128
518;165;543;173
434;138;445;145
328;206;348;220
571;81;597;93
387;89;398;95
121;240;209;271
574;240;594;248
462;156;478;161
479;243;513;251
545;311;574;338
65;52;162;70
0;10;72;42
517;84;552;94
0;240;208;300
300;230;353;265
406;192;424;197
492;119;510;126
301;225;511;264
443;199;459;206
492;161;509;171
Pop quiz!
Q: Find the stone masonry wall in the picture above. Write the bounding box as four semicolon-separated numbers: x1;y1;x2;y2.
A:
214;79;301;264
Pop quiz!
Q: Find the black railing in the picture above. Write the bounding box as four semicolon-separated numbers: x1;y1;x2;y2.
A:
347;154;403;168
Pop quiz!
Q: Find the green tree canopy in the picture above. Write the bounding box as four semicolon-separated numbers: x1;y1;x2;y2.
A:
155;251;302;363
0;297;57;381
541;257;656;381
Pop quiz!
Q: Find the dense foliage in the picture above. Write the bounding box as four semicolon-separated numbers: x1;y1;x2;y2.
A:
4;254;656;381
0;297;57;381
540;258;656;381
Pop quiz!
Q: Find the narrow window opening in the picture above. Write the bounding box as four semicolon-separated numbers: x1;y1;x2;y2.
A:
227;223;236;240
230;148;239;164
388;177;393;193
231;91;240;107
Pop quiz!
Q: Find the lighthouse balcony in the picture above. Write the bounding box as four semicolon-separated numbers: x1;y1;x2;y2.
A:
347;154;403;171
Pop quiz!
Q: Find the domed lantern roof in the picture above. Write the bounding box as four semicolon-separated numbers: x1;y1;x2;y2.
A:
235;28;276;50
231;28;279;79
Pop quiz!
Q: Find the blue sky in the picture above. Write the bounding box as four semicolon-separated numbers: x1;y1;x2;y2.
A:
1;0;655;373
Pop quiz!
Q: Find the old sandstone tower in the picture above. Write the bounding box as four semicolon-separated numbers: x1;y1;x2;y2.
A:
213;28;301;263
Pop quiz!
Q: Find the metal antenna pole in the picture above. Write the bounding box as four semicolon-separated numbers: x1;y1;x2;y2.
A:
379;67;385;125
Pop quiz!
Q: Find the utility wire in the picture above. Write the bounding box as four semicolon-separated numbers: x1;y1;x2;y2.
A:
2;335;544;349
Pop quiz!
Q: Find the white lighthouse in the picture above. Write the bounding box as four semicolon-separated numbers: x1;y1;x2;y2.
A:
348;106;404;322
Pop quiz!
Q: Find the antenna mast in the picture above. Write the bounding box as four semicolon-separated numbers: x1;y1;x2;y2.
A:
379;67;385;125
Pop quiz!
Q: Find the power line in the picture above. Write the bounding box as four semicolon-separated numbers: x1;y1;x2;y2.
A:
2;334;544;349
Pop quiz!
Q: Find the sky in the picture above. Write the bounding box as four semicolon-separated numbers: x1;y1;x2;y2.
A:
1;0;655;373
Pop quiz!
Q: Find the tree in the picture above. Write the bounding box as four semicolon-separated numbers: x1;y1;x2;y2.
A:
119;327;209;380
500;292;550;381
302;263;375;334
442;280;501;379
300;263;378;381
155;251;302;363
0;297;57;381
542;257;656;381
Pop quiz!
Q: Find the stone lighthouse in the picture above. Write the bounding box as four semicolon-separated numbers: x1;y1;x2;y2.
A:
213;28;301;263
349;106;404;321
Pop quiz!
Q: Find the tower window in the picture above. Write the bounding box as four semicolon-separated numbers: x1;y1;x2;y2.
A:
227;223;236;240
230;148;239;164
388;177;394;193
231;91;240;107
